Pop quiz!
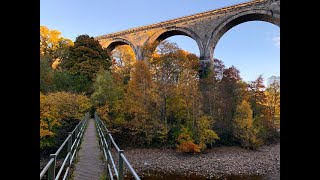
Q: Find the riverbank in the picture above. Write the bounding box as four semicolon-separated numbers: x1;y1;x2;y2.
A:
123;143;280;179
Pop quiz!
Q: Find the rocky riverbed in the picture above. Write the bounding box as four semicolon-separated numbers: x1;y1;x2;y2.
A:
122;143;280;179
40;143;280;179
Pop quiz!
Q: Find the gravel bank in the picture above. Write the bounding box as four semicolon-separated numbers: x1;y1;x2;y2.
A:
122;143;280;178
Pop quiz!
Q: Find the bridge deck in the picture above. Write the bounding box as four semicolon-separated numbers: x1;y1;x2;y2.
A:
72;118;105;180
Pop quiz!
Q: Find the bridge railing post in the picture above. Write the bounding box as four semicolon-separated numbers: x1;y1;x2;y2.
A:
118;150;124;180
79;119;85;129
100;125;104;148
75;124;79;139
106;131;112;158
67;132;73;165
66;132;73;180
48;154;56;180
107;131;112;151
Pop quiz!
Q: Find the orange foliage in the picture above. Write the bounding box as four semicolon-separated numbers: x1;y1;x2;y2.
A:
177;141;201;153
176;127;201;153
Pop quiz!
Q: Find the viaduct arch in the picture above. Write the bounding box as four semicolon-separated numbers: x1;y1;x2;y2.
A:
95;0;280;77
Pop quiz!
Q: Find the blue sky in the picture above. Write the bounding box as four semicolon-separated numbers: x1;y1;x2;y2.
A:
40;0;279;83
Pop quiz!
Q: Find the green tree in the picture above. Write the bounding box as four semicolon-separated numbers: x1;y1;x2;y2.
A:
233;100;261;149
196;116;219;149
40;55;55;93
52;71;91;93
91;68;122;107
61;35;112;80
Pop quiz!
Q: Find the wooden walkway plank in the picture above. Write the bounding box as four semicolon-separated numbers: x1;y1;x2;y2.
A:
72;118;105;180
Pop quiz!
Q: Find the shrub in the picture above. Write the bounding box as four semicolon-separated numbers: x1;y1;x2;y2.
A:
40;92;92;150
176;127;201;153
196;116;220;149
177;141;201;153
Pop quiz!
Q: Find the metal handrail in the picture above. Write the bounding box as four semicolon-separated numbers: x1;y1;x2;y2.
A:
40;112;90;180
40;159;54;178
94;113;141;180
121;154;140;180
96;119;119;178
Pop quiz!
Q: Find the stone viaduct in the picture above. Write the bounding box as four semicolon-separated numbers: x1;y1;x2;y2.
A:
95;0;280;77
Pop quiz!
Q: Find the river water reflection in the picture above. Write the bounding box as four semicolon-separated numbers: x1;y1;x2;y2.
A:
124;170;277;180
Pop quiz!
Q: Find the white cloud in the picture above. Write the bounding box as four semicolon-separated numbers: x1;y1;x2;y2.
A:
272;36;280;48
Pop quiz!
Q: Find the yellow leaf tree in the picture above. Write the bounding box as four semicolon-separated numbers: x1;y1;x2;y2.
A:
40;26;73;69
40;92;92;149
111;45;136;83
124;61;162;145
265;76;280;129
233;100;261;149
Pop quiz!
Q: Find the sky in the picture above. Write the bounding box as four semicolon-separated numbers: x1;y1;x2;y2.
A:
40;0;280;83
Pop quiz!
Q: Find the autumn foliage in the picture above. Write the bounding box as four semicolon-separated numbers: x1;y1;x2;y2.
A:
40;92;92;149
176;127;200;153
40;26;279;153
178;141;201;153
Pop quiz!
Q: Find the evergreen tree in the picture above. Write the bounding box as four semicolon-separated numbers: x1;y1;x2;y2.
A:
61;35;112;80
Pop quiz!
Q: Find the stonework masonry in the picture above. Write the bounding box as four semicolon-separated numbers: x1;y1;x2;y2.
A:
95;0;280;77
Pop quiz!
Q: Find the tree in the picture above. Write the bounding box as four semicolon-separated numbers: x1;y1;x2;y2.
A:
249;75;267;118
148;41;200;129
200;59;225;125
40;55;55;93
52;71;91;93
111;45;136;83
233;100;261;149
41;54;92;94
91;67;126;133
91;68;122;107
40;92;92;149
248;75;280;143
124;61;160;145
174;69;202;129
265;76;280;129
196;116;219;149
40;26;73;67
61;35;112;80
40;92;59;148
216;66;242;142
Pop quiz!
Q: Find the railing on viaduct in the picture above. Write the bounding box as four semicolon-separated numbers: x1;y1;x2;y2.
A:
40;112;140;180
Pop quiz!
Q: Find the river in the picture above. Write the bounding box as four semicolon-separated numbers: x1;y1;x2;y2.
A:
125;170;279;180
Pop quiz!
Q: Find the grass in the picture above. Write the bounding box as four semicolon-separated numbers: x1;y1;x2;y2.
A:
100;171;108;180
